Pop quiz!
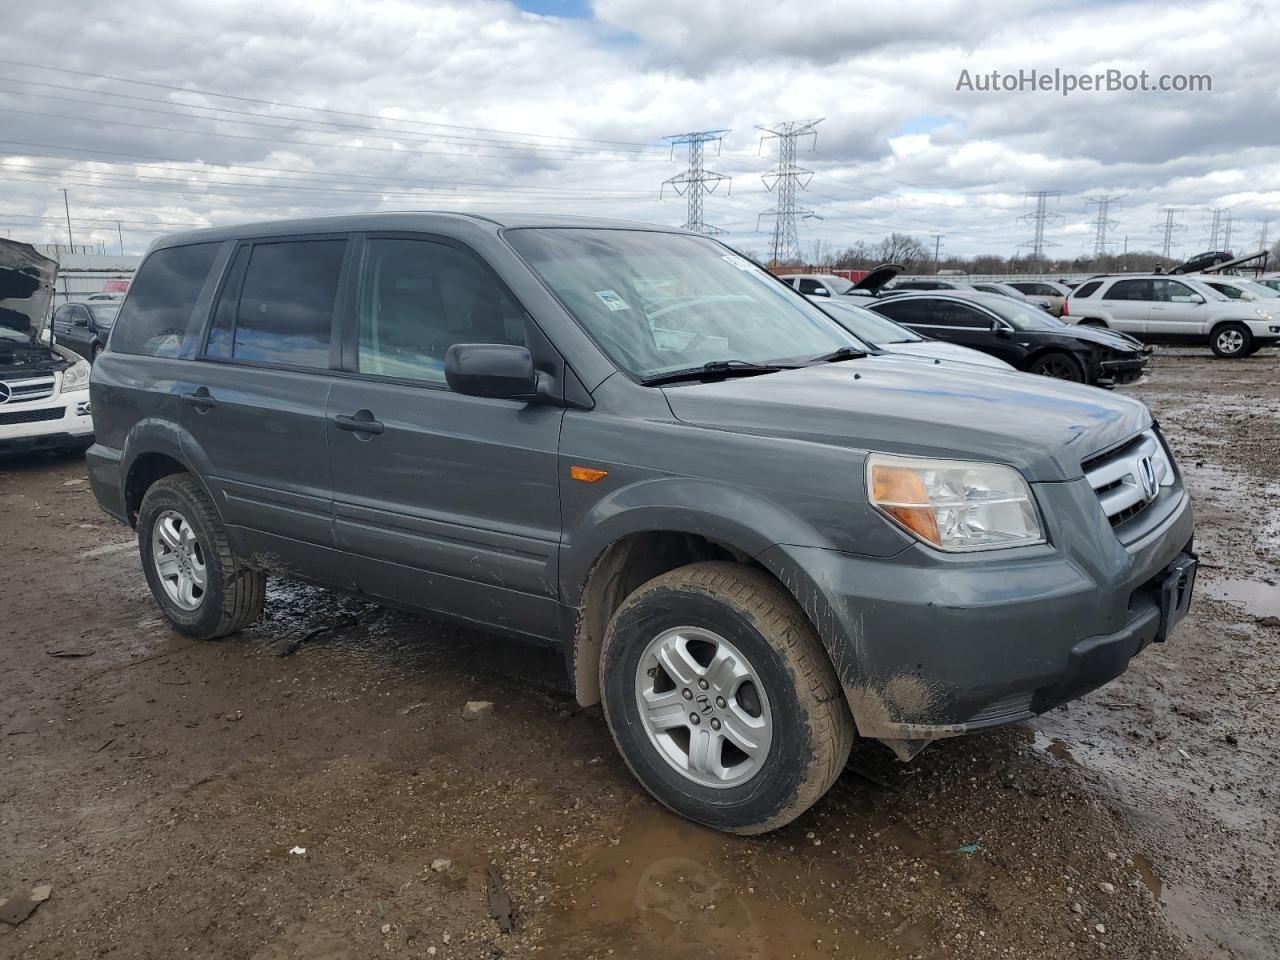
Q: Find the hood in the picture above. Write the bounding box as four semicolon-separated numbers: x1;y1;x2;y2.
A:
661;354;1151;481
1064;323;1148;352
850;263;902;294
883;340;1015;370
0;239;57;343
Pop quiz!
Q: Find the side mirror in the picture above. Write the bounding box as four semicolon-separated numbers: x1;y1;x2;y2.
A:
993;322;1012;338
444;343;548;403
1190;294;1205;305
813;287;831;297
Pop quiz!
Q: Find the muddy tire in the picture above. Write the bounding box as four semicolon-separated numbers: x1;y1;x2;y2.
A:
136;473;265;640
599;561;854;835
1210;323;1251;358
1027;350;1085;382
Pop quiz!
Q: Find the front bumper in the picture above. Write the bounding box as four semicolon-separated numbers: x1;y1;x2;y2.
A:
759;476;1194;749
1098;354;1149;384
0;390;93;454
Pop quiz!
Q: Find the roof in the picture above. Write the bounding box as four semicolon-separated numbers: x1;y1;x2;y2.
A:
152;211;688;250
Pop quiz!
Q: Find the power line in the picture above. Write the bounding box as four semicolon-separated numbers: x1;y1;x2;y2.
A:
1017;191;1062;258
755;119;822;265
661;130;731;234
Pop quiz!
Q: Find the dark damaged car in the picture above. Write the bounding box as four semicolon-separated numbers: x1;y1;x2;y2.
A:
0;240;94;455
86;214;1197;834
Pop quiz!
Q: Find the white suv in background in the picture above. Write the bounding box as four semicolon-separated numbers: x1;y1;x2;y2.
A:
1062;274;1280;358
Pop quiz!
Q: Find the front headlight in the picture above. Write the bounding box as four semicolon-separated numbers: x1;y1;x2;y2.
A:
867;454;1045;552
61;359;91;392
1254;308;1273;321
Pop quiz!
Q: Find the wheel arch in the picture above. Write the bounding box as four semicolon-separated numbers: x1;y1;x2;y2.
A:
121;420;221;527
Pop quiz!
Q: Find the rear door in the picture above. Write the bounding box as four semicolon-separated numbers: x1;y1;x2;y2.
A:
184;235;352;577
325;234;564;640
874;297;1016;364
1147;278;1209;339
1095;278;1152;333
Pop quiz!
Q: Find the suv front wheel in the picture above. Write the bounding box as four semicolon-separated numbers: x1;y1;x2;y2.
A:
1210;322;1252;358
137;474;266;639
599;562;854;834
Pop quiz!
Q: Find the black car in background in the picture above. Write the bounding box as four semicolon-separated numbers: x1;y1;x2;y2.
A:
867;290;1151;386
50;300;121;362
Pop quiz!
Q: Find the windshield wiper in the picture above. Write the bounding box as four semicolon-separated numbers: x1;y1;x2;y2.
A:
640;359;797;386
807;345;868;363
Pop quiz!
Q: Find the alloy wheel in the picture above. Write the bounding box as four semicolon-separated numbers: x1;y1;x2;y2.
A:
634;626;773;789
151;509;208;611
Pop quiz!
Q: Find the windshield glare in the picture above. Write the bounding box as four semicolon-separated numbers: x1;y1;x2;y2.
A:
505;229;862;379
821;300;921;344
821;275;854;294
88;304;120;326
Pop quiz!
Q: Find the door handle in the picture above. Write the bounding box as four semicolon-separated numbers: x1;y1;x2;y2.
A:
181;388;217;412
333;411;384;436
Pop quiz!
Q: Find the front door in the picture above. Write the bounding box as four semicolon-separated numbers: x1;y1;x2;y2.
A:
1147;278;1208;340
1095;278;1153;334
326;235;564;640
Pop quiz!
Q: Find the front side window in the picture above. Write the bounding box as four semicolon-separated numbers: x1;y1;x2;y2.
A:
229;240;346;368
110;242;220;357
1155;279;1202;304
356;238;527;384
797;278;828;296
504;229;859;380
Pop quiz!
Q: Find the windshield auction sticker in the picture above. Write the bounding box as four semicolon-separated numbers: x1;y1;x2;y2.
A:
594;289;632;311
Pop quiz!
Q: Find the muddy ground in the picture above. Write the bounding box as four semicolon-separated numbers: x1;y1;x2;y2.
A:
1;347;1277;960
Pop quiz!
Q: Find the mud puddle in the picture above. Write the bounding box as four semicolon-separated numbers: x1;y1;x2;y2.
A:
1203;576;1280;619
544;810;911;959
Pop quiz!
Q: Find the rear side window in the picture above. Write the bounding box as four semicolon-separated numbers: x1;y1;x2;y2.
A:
1072;280;1102;298
110;242;220;357
208;239;346;368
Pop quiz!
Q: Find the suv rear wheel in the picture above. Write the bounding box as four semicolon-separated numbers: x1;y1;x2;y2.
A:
599;561;854;834
1210;322;1252;358
137;474;265;639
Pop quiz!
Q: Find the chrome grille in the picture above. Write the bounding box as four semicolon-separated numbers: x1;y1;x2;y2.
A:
0;375;57;404
1083;429;1173;527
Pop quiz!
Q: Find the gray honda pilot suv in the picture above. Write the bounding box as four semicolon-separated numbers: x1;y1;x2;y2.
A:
88;213;1197;834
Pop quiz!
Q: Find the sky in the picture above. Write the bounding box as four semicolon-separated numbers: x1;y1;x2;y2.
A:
2;0;1278;262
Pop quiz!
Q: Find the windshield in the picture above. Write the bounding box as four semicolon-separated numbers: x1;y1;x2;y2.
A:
820;275;854;294
820;300;922;344
982;297;1066;330
505;229;862;380
88;304;121;326
1233;279;1280;299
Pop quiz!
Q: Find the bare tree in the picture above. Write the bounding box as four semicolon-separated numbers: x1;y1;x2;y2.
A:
874;233;929;270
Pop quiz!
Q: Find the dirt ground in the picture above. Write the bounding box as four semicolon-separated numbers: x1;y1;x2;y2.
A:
2;346;1277;960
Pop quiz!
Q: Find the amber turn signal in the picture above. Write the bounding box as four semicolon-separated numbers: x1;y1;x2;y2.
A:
869;463;942;546
570;465;609;483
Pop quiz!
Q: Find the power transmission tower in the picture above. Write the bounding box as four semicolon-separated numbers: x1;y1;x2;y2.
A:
930;234;944;272
1152;207;1185;258
1222;211;1233;250
1205;207;1227;249
661;130;731;234
1257;218;1272;253
1086;194;1124;260
1017;191;1063;258
756;119;822;265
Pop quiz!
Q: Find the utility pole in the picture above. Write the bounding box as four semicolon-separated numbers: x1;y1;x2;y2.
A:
756;119;822;266
930;233;944;273
1086;194;1124;262
661;130;731;235
61;188;74;251
1017;191;1063;259
1153;207;1185;259
116;219;124;256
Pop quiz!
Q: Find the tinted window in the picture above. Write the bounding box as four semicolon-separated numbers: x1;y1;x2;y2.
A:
88;304;120;327
1205;282;1241;300
871;299;939;327
1104;279;1153;302
797;278;827;296
111;243;220;357
929;300;995;328
231;240;346;367
357;238;527;384
1073;280;1103;298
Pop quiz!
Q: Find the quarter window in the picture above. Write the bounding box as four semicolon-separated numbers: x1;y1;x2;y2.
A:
356;238;527;385
226;240;346;368
1072;280;1103;298
110;242;221;358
